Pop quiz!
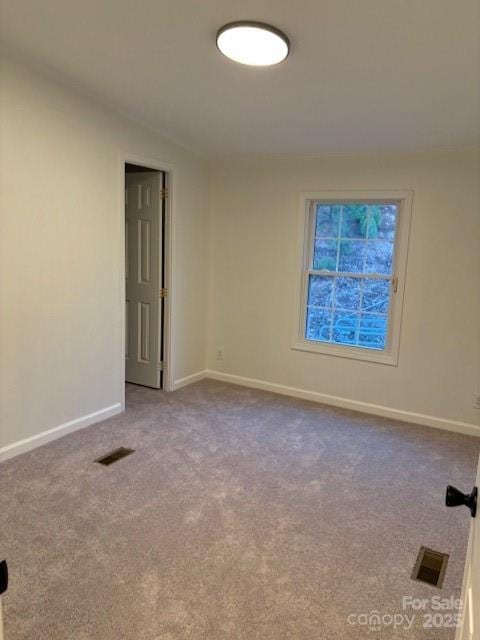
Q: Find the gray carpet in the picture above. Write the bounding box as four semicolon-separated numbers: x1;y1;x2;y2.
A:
0;380;478;639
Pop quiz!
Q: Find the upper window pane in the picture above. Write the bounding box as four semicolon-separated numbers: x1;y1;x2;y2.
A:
315;204;341;237
313;239;337;270
377;205;397;240
312;202;398;275
365;240;394;275
341;205;369;238
338;240;366;273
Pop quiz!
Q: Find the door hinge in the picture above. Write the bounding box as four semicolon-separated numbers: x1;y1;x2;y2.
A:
391;276;399;293
159;288;168;298
160;188;169;200
157;361;166;371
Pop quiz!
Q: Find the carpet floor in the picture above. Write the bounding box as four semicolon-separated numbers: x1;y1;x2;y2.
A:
0;380;478;639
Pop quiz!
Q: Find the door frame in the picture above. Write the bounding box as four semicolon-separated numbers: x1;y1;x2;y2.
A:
119;152;175;398
455;454;480;640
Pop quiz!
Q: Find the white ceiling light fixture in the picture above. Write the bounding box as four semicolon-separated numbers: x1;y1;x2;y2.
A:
216;21;290;67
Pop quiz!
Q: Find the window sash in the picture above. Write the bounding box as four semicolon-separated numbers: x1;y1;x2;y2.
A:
305;273;391;349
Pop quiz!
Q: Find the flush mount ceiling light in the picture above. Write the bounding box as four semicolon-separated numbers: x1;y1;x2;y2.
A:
216;21;290;66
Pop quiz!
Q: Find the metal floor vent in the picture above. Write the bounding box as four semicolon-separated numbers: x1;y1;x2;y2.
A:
95;447;135;466
411;546;449;588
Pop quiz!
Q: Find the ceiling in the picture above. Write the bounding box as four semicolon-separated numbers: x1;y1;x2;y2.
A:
1;0;479;156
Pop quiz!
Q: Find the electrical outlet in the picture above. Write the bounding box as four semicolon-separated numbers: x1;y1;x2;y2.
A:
216;348;223;361
475;394;480;409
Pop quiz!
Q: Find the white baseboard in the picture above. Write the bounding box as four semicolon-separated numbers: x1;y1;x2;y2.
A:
2;371;477;463
172;370;208;390
0;403;123;463
205;370;480;438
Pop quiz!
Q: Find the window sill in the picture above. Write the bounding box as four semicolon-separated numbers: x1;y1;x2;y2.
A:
291;340;399;366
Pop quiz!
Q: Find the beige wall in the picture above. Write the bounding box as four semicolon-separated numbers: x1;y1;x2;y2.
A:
207;150;480;428
0;56;209;451
1;55;479;456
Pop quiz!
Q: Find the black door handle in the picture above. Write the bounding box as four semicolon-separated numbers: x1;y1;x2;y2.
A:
445;485;477;518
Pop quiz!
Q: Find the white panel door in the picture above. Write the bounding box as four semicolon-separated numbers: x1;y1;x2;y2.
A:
125;171;163;388
456;458;479;640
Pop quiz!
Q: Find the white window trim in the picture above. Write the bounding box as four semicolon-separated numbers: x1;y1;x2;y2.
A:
291;190;413;366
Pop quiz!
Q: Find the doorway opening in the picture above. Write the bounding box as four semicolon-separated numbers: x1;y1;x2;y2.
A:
124;161;169;391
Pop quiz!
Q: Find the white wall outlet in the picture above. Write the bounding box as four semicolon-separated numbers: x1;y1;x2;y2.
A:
216;348;224;361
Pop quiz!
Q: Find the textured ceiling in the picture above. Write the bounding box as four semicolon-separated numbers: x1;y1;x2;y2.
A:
1;0;479;155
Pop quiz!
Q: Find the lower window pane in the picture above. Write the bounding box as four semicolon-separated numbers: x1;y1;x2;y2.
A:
362;278;390;313
306;308;332;342
358;314;387;349
308;275;333;308
305;277;390;351
334;277;361;311
332;312;358;345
